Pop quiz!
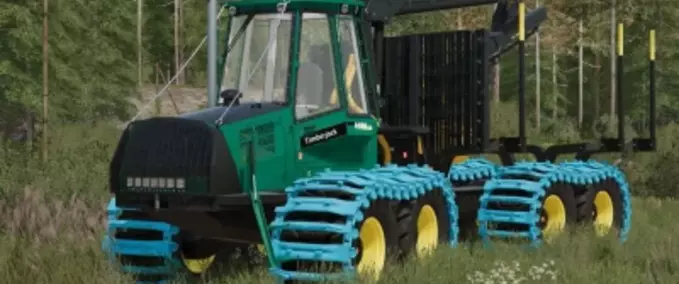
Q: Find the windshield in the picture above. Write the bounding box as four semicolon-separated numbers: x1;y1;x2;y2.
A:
221;14;292;104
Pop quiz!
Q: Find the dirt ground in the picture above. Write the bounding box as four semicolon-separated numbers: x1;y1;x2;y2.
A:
128;85;208;119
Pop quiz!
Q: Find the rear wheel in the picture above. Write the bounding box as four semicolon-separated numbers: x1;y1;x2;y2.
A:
398;188;451;259
415;189;450;257
539;183;577;241
587;179;623;237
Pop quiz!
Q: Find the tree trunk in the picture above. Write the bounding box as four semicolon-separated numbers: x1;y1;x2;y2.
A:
593;52;600;122
493;61;501;103
138;0;143;97
578;18;584;128
609;0;616;133
26;112;34;152
552;46;557;120
174;0;180;85
42;0;49;163
179;0;185;84
535;0;541;132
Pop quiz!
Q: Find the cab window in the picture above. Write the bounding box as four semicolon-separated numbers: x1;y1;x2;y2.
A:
337;16;368;115
295;13;339;119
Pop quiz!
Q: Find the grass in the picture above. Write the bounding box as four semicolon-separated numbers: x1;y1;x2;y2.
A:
2;118;679;284
0;192;677;284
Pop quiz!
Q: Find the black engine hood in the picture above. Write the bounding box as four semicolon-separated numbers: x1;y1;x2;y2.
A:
180;102;286;125
109;116;241;203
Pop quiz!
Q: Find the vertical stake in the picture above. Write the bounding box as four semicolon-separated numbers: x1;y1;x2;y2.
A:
518;0;526;151
138;0;143;98
649;29;656;147
42;0;49;163
616;23;624;148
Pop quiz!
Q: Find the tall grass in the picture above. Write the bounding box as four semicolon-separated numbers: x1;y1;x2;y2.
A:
0;197;676;284
1;110;678;283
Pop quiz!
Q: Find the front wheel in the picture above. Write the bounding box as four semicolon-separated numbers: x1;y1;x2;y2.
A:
177;236;256;278
179;238;220;275
353;199;401;281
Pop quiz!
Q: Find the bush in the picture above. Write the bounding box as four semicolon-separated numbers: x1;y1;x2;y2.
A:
0;122;121;203
619;123;679;198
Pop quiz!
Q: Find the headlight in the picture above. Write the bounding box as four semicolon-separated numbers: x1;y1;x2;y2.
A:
150;178;159;188
125;176;186;191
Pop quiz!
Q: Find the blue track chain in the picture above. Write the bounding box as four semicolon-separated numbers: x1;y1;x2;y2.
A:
475;160;632;246
268;164;459;282
447;158;498;182
102;158;632;283
102;198;181;284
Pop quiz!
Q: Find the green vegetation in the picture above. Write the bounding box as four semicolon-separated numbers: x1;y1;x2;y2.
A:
2;0;679;283
0;111;678;283
1;133;677;284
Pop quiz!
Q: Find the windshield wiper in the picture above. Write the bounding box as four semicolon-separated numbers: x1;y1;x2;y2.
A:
218;15;254;92
226;15;254;55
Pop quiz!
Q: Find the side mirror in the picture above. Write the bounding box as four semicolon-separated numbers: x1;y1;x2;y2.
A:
220;89;241;106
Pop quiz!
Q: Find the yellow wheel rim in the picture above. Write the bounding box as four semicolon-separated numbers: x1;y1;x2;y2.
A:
416;205;439;257
541;195;567;239
181;253;216;275
452;155;468;164
593;191;614;236
357;217;386;280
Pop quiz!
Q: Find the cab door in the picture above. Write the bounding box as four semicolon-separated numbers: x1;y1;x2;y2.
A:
289;13;352;179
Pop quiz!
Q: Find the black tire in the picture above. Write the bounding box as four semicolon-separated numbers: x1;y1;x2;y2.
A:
351;199;401;281
400;188;451;258
395;199;416;259
538;183;578;238
574;185;593;223
585;179;624;236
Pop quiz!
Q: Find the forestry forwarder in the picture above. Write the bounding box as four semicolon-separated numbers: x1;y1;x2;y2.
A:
102;0;658;283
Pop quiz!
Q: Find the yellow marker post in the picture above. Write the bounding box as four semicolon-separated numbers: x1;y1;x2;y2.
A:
617;23;624;56
517;0;526;150
649;29;657;143
518;2;526;42
649;30;656;61
616;23;625;147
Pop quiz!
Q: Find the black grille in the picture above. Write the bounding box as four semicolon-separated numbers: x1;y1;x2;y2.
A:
109;117;241;199
119;118;213;177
